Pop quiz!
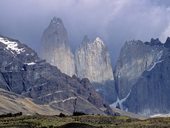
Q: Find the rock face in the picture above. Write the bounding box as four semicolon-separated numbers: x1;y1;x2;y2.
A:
0;35;112;115
114;39;163;99
123;38;170;116
75;36;114;83
40;18;115;107
41;17;114;85
75;36;116;104
41;17;75;76
113;38;170;116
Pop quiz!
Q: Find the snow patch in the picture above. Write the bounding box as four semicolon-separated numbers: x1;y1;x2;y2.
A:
147;50;163;71
49;97;77;105
0;37;25;54
25;62;36;65
147;60;163;71
150;113;170;118
96;88;101;92
38;90;64;98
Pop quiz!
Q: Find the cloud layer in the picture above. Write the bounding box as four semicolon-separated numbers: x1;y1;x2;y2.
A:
0;0;170;63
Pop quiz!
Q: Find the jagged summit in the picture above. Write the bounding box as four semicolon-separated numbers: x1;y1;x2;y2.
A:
150;38;162;45
164;37;170;48
124;38;163;47
95;37;103;43
94;37;105;47
81;36;105;48
0;36;39;64
151;38;160;43
50;17;63;25
124;40;143;46
144;38;162;46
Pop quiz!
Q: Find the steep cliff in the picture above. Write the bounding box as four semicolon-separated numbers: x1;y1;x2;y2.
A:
0;88;60;115
112;38;170;116
114;39;164;99
123;38;170;116
41;17;75;76
75;36;116;104
75;36;114;83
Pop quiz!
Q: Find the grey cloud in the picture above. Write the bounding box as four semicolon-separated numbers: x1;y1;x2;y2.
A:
0;0;170;64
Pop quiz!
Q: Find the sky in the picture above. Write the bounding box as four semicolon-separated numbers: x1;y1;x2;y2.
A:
0;0;170;64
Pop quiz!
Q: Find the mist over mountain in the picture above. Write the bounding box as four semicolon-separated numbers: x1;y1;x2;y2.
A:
41;17;76;76
1;0;170;118
0;0;170;65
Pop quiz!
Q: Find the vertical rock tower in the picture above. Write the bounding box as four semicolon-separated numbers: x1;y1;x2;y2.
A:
75;36;114;83
41;17;75;76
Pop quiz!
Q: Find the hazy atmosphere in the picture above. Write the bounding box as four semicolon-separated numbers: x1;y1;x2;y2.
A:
1;0;170;123
0;0;170;63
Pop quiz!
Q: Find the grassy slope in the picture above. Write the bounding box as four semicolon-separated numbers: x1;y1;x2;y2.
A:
0;115;170;128
0;89;62;115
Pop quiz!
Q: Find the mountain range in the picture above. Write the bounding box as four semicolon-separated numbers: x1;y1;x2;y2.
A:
0;35;112;115
40;17;170;116
110;37;170;116
0;17;170;117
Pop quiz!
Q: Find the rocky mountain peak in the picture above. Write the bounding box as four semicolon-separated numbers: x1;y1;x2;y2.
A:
44;17;68;47
95;37;103;43
150;38;160;44
49;17;64;30
0;36;39;64
50;17;63;25
41;18;115;83
144;38;162;46
164;37;170;48
114;39;164;99
125;40;143;46
75;36;114;83
41;17;75;76
94;37;105;48
0;35;111;115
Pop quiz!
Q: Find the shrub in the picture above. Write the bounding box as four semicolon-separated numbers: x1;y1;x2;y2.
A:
59;113;66;117
73;111;86;116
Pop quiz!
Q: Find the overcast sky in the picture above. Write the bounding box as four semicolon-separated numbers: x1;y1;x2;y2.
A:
0;0;170;64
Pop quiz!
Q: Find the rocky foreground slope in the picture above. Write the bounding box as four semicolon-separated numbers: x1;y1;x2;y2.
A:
0;88;60;115
0;35;112;115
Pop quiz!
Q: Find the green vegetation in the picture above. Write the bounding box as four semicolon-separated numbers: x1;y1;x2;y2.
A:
0;114;170;128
